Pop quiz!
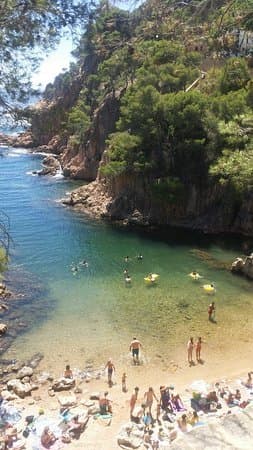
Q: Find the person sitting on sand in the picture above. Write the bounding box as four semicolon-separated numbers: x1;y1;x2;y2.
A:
160;386;173;413
99;392;112;415
207;390;218;404
67;414;87;439
143;430;153;449
177;414;188;432
243;372;253;388
188;411;199;426
40;426;57;448
235;389;241;401
64;364;73;379
170;393;186;412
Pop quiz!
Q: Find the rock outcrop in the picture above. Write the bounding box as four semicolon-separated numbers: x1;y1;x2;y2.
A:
61;90;122;180
36;155;61;176
231;253;253;279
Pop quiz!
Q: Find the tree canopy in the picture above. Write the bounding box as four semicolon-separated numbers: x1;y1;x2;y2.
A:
0;0;92;118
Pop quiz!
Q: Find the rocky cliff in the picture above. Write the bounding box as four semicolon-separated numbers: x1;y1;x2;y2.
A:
61;90;122;180
63;170;253;236
17;0;253;238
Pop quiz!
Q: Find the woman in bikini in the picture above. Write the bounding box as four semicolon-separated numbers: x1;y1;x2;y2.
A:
196;337;202;362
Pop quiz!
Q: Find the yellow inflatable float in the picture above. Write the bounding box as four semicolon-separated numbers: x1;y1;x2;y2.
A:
203;284;215;294
144;273;159;284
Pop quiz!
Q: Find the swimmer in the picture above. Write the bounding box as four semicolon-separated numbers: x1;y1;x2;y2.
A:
71;265;78;275
124;256;130;263
148;273;155;282
80;260;88;267
137;254;143;260
123;269;129;276
189;271;202;280
125;275;132;284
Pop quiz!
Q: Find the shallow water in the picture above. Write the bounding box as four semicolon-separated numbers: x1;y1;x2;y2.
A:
1;147;253;372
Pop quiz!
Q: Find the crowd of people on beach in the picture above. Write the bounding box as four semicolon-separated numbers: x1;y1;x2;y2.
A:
0;350;252;450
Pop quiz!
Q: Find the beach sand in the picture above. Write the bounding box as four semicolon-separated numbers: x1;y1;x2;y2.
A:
10;337;253;450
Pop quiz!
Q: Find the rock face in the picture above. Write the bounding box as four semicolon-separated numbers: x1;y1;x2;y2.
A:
231;254;253;279
170;403;253;449
61;91;122;180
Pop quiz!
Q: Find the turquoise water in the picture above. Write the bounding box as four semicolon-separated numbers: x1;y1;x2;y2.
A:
1;147;253;371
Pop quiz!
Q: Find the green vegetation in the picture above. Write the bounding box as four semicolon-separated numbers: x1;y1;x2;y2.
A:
0;0;90;118
31;0;253;208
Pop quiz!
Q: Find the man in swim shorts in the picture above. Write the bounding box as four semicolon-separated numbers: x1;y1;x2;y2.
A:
129;337;142;365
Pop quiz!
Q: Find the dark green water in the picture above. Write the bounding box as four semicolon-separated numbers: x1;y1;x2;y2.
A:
1;147;253;372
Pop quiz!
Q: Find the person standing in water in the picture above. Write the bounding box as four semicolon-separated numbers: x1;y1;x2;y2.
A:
129;337;142;365
187;337;194;365
196;337;202;362
208;302;215;321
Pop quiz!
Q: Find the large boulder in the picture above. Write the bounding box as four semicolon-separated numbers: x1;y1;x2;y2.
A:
231;254;253;279
117;423;143;449
57;393;77;408
0;323;7;334
17;366;34;379
52;377;75;392
7;379;35;398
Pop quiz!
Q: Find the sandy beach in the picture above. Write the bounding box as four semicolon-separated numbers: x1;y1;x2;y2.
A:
2;335;253;450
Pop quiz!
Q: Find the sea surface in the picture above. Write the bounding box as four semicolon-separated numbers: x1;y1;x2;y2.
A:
0;146;253;373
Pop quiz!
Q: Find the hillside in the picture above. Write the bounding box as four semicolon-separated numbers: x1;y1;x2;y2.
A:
24;0;253;235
